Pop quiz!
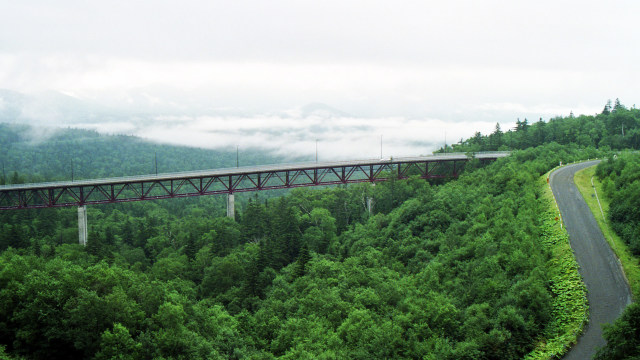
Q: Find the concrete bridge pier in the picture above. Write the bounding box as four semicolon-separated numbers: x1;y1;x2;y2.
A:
227;193;235;220
78;205;88;246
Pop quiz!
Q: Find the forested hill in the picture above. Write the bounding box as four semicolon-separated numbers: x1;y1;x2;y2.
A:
0;124;278;184
0;101;621;359
442;99;640;153
593;154;640;359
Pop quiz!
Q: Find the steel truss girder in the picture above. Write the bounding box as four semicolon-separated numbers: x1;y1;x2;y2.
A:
0;157;490;210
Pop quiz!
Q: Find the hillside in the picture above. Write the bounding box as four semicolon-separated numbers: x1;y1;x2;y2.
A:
0;123;278;183
1;100;636;359
442;99;640;153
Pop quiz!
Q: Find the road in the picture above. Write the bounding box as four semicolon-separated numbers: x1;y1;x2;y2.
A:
550;161;632;359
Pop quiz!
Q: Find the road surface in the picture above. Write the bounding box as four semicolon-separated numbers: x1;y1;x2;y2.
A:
550;161;632;359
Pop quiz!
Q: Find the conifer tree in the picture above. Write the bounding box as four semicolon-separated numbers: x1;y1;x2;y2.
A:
294;243;311;278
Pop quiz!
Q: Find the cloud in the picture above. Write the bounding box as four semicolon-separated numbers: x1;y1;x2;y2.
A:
475;102;601;119
85;113;500;161
1;0;638;152
69;121;138;135
0;55;623;121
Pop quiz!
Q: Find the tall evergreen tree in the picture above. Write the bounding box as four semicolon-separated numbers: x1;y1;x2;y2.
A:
603;99;612;115
294;243;311;278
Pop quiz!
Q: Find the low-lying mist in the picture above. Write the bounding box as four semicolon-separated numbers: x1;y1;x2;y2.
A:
69;114;499;161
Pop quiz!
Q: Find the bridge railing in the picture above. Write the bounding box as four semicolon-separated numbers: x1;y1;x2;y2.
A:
0;152;510;191
432;151;511;156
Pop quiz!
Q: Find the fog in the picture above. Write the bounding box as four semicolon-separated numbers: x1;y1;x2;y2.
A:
1;1;638;161
68;112;500;161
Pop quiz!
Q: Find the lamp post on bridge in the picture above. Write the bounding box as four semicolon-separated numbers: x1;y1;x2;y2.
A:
444;131;447;154
316;139;318;163
236;145;239;168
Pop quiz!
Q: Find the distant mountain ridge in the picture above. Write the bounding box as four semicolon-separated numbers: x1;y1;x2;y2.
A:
0;89;353;125
0;89;107;125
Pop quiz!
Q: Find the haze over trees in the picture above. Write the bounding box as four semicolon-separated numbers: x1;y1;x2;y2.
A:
0;100;639;359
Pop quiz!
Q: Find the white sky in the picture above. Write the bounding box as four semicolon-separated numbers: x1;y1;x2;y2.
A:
1;0;639;157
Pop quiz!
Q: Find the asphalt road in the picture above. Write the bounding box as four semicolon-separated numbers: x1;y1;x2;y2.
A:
550;161;632;359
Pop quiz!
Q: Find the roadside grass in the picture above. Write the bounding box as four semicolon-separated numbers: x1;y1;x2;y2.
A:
574;166;640;300
525;169;588;359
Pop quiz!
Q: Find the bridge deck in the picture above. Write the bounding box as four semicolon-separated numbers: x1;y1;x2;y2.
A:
0;152;508;209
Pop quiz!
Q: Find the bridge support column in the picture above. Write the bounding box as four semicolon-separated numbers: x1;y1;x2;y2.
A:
78;205;88;246
366;197;374;215
227;193;235;220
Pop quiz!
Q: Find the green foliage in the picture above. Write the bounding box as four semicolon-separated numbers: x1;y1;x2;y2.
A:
594;302;640;359
597;153;640;255
438;99;639;153
0;120;608;358
593;152;640;358
0;123;277;182
94;323;141;360
524;214;588;358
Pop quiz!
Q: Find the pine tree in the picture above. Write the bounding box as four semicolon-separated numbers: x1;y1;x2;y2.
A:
184;233;197;261
294;243;311;278
32;238;41;256
87;230;103;257
104;226;115;246
602;99;612;115
490;123;503;149
246;240;268;297
614;98;624;112
241;197;267;242
121;219;134;246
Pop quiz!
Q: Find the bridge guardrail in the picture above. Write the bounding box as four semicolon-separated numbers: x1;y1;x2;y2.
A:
0;152;510;191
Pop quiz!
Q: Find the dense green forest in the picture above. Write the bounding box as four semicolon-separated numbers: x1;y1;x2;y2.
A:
596;153;640;255
443;98;640;154
0;99;639;359
592;154;640;359
0;124;278;183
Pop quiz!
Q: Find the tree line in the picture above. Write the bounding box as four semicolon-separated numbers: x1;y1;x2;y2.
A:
2;99;637;359
0;139;597;359
592;154;640;359
444;99;640;153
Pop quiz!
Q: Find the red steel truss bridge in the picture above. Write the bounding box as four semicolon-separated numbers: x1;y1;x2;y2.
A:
0;152;508;210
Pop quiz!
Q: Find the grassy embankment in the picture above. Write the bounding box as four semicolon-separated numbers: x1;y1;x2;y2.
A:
574;166;640;300
525;169;588;359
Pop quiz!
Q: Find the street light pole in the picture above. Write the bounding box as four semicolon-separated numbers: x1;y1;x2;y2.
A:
444;131;447;153
154;151;158;176
236;145;239;168
380;135;383;159
316;139;318;163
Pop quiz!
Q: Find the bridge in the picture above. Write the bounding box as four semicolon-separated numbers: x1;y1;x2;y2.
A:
0;152;509;244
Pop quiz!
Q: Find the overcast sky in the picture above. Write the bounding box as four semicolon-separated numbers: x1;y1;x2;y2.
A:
1;1;639;157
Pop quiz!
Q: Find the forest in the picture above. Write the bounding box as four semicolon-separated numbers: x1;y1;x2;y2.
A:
444;99;639;153
591;153;640;359
0;100;639;359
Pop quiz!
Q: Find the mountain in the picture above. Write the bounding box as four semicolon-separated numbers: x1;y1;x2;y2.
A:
0;90;353;125
0;89;109;125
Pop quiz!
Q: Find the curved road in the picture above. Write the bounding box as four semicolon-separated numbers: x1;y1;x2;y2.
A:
550;161;632;359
